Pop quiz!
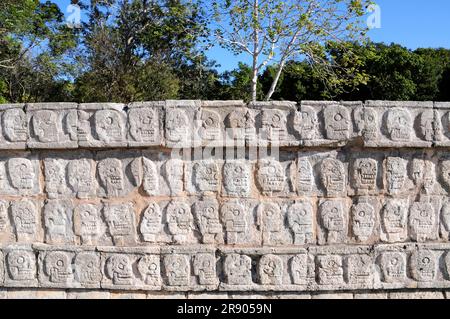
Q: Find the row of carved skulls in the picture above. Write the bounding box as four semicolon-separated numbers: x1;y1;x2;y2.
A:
2;197;450;246
1;249;450;288
2;105;449;145
38;156;450;198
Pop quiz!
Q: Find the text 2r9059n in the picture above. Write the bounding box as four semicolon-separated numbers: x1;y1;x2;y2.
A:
221;303;272;314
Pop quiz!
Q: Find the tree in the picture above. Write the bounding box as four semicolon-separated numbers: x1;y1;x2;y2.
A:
211;0;372;101
0;0;77;102
74;0;217;102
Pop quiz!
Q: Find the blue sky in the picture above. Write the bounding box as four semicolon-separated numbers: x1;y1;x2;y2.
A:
54;0;450;72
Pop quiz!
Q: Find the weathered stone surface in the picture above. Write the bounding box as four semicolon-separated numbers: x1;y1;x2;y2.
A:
1;100;450;299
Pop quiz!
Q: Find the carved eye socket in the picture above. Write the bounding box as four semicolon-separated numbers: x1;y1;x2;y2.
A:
232;209;240;216
87;261;94;268
422;257;430;264
56;260;64;267
328;260;336;267
148;208;155;214
358;211;366;217
205;117;214;126
17;256;25;264
390;258;398;266
177;208;186;215
299;210;307;217
334;113;343;121
118;263;125;270
331;208;338;214
272;114;281;123
82;211;91;218
368;115;374;121
420;210;428;217
206;207;214;214
149;263;157;271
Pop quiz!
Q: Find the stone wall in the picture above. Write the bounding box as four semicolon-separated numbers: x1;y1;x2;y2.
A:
0;100;450;299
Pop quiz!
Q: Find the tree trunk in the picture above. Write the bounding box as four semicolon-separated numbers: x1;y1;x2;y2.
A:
265;59;286;101
251;0;259;102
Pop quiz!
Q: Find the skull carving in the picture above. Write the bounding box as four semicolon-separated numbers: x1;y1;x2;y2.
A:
257;203;282;245
7;158;35;192
317;255;344;285
381;199;408;243
98;158;124;197
410;250;436;282
142;158;159;196
353;107;378;141
44;200;72;244
74;252;101;285
193;161;220;192
409;202;436;242
163;159;184;195
7;251;36;281
2;108;27;142
221;201;247;244
324;104;350;140
419;110;442;142
290;254;309;285
94;110;124;143
223;161;251;197
440;160;450;190
379;252;406;283
166;201;192;244
166;109;189;143
193;253;218;286
137;255;161;286
32;110;58;143
224;254;252;285
139;202;162;242
320;158;345;196
44;159;66;198
261;109;287;141
258;254;283;285
385;108;411;141
10;200;37;240
74;204;101;245
353;158;377;190
256;159;285;195
226;109;255;140
351;202;375;242
193;200;223;244
409;159;435;194
319;200;346;244
44;252;73;284
441;202;450;235
164;254;190;286
129;108;158;143
77;111;90;141
293;106;317;140
386;157;407;194
346;254;373;285
103;203;135;245
287;202;314;245
199;109;221;141
67;159;94;198
296;158;313;193
106;254;133;285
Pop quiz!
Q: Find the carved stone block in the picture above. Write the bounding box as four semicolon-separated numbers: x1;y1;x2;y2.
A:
127;102;163;147
318;199;348;245
27;103;78;149
102;202;136;245
193;199;223;244
44;200;74;245
0;104;28;149
78;103;127;148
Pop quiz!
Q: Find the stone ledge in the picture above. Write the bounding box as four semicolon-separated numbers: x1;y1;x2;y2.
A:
0;100;449;150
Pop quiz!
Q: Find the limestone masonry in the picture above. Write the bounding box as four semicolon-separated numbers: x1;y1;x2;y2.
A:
1;99;450;298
